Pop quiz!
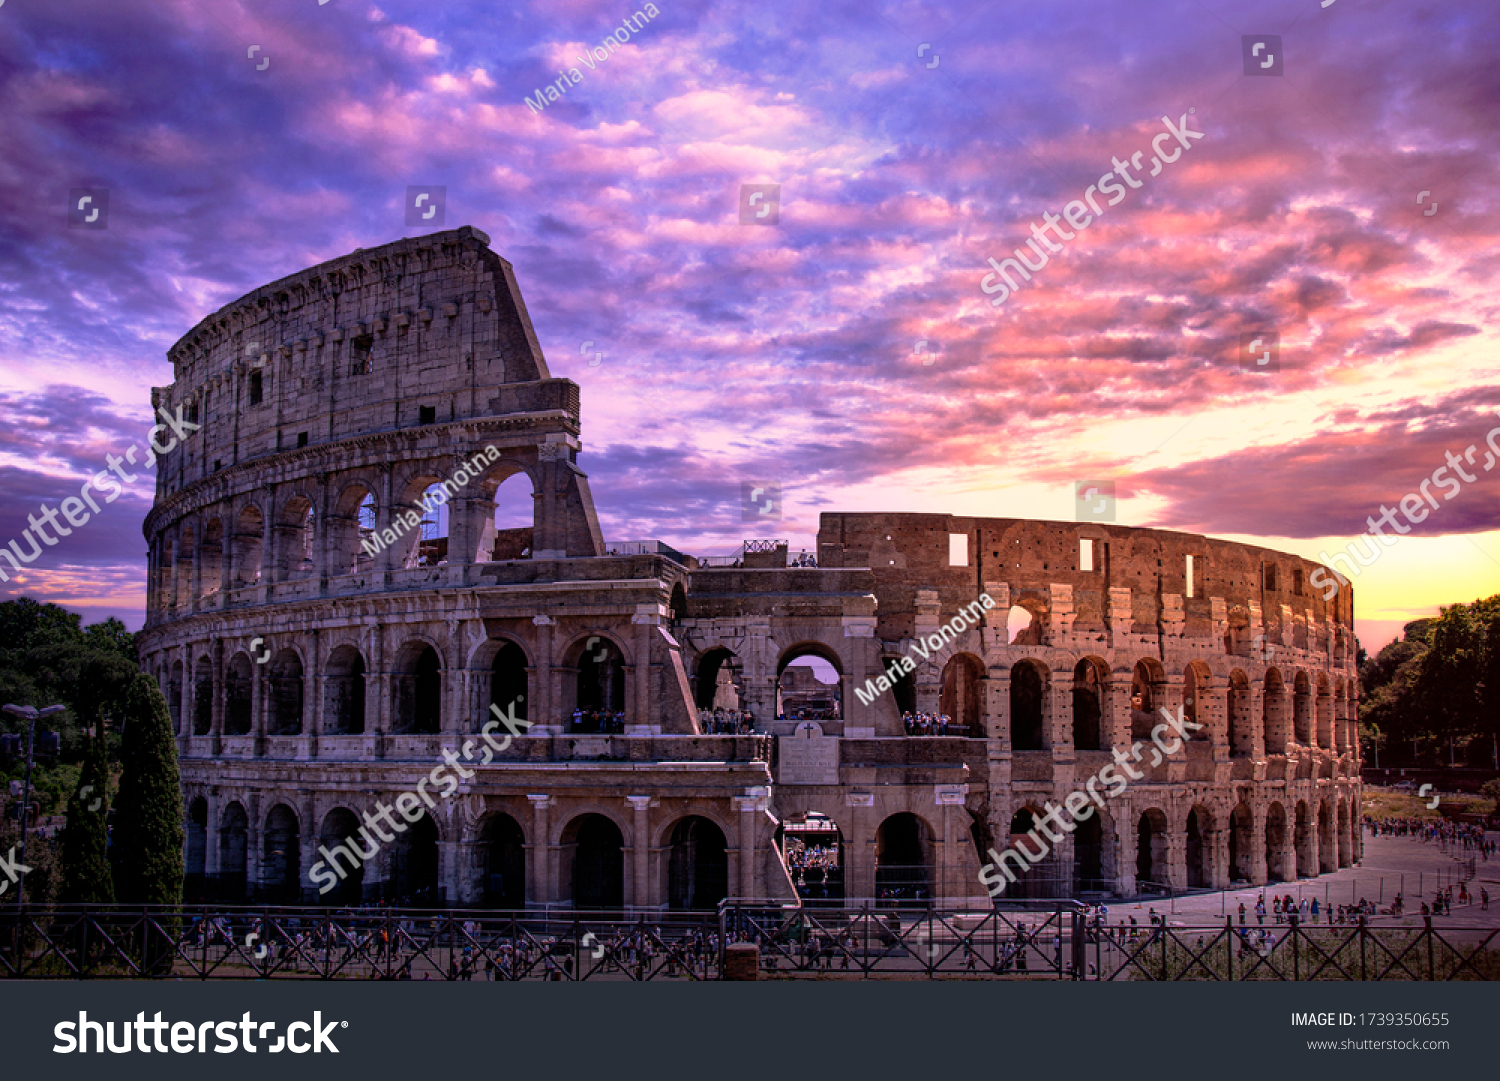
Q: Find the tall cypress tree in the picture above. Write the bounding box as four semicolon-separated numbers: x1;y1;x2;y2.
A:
59;724;114;905
111;673;184;906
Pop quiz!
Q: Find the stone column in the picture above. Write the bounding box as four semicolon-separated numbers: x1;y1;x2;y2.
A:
210;638;224;755
626;795;652;908
377;464;397;582
733;796;762;901
191;521;203;612
251;650;265;757
204;788;221;882
527;795;554;905
245;792;262;898
369;624;388;759
531;615;555;729
298;794;317;903
313;472;330;593
1051;672;1075;758
1249;805;1268;885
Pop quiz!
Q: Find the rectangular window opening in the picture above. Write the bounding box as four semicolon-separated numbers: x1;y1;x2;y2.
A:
419;405;436;426
1186;554;1195;598
1080;538;1095;572
948;533;968;567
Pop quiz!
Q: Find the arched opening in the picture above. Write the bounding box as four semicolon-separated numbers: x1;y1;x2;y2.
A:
1007;604;1042;645
1337;802;1352;867
1009;661;1045;750
489;641;529;723
1228;802;1254;883
1074;813;1105;894
667;816;729;910
481;471;536;561
1183;662;1211;739
218;802;248;902
392;643;442;734
1263;668;1288;754
175;525;194;606
324;645;366;735
1130;659;1163;738
1136;809;1169;890
1004;808;1058;898
1072;658;1106;751
1315;675;1332;748
401;480;450;568
389;814;440;906
185;797;207;900
669;582;687;623
875;812;931;906
1294;801;1314;878
159;537;174;609
231;505;263;585
573;636;626;732
1292;671;1312;745
1185;806;1212;889
192;655;213;736
261;804;301;903
167;662;183;734
329;485;376;576
776;649;842;721
885;657;917;715
267;648;304;736
1265;802;1288;883
563;814;625;909
318;808;367;906
694;647;742;711
199;518;223;596
939;654;982;735
480;813;526;909
782;812;844;904
1228;670;1252;757
274;496;316;582
224;654;253;736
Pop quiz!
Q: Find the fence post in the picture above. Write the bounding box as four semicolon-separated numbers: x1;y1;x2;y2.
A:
1225;916;1233;982
1290;913;1299;981
717;905;727;979
1424;915;1435;980
1358;915;1366;981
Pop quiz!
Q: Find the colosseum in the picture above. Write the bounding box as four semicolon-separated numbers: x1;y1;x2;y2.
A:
137;225;1362;911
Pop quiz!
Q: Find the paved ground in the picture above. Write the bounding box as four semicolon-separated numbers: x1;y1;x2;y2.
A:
1111;829;1500;929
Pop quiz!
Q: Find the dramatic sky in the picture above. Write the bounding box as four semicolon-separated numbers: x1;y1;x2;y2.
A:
1;0;1497;650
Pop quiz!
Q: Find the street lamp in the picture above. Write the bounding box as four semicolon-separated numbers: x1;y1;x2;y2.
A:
2;703;67;906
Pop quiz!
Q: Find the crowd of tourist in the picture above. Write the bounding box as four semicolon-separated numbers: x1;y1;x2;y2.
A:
569;708;626;733
1366;815;1495;858
902;711;960;736
697;708;755;734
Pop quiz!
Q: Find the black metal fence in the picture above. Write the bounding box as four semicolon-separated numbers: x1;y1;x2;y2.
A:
2;903;1497;980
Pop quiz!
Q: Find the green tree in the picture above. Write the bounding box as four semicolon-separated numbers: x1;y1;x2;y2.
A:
1481;778;1500;814
58;728;114;905
111;674;183;906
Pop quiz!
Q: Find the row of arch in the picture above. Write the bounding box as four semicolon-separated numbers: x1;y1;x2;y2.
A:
148;461;539;612
937;653;1358;755
185;798;733;910
997;796;1357;896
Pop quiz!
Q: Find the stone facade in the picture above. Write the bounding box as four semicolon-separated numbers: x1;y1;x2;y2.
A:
138;226;1360;909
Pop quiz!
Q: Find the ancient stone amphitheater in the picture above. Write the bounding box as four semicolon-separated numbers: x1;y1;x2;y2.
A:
137;225;1361;910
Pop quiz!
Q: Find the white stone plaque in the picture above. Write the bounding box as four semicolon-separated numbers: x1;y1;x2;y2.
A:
777;722;839;785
